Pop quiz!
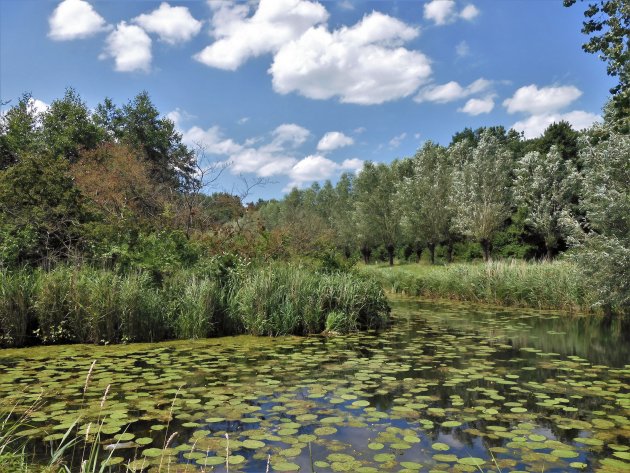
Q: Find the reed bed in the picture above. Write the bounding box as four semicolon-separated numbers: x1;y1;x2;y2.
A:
365;260;595;313
0;264;390;348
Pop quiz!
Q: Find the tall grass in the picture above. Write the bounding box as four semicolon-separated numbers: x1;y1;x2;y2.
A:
230;264;389;336
364;260;595;313
0;263;390;348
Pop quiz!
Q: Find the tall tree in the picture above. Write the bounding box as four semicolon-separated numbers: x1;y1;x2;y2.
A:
119;92;196;189
399;141;453;264
575;127;630;314
355;162;401;265
451;131;513;261
514;147;579;259
0;94;42;169
41;88;102;162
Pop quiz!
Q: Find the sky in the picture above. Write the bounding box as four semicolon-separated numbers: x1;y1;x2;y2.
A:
0;0;614;199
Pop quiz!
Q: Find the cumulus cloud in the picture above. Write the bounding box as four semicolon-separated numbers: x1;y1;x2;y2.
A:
424;0;457;25
195;0;328;70
48;0;110;41
317;131;354;151
270;12;430;104
414;78;490;103
134;2;202;44
181;125;244;155
459;96;494;115
101;22;152;72
460;4;480;21
503;84;582;115
285;155;364;189
511;110;600;139
424;1;479;25
30;98;50;115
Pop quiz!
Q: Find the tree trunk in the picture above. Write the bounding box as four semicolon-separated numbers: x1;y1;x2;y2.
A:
387;243;395;266
428;242;436;265
415;247;423;263
361;245;371;265
446;240;454;263
481;239;491;262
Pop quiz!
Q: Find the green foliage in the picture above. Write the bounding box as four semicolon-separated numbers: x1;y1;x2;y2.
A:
451;130;513;260
365;260;593;313
572;129;630;314
0;153;87;266
230;264;389;336
0;263;389;347
514;146;579;257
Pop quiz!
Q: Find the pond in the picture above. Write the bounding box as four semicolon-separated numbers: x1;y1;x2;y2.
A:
1;297;629;472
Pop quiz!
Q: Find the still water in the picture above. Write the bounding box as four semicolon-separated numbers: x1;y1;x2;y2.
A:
1;297;628;472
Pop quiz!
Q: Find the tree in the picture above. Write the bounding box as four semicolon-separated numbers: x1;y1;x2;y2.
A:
0;94;42;169
331;173;357;258
451;130;513;261
41;88;102;162
514;147;579;259
564;0;630;120
0;153;86;266
399;141;453;264
574;128;630;314
355;162;401;265
118;92;196;189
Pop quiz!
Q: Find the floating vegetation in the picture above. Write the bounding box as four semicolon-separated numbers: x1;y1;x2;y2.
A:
0;297;628;472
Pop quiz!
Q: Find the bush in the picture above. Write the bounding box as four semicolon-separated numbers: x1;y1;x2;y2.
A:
0;269;37;347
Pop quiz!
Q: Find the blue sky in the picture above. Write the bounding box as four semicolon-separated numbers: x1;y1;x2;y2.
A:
0;0;614;199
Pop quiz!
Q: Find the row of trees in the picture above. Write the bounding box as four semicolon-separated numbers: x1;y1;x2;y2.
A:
258;122;595;264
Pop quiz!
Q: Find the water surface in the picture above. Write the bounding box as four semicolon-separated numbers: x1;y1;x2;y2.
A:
1;298;628;472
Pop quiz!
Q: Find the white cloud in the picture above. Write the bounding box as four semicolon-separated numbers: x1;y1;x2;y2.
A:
354;127;366;134
389;132;407;148
460;4;480;21
134;2;202;44
237;117;250;125
30;98;50;115
195;0;328;70
285;155;364;190
270;123;311;148
424;1;479;25
270;12;430;104
424;0;457;25
511;110;600;139
101;22;152;72
341;158;363;172
317;131;354;151
48;0;110;41
455;40;470;57
503;84;582;115
459;96;494;115
181;125;244;155
414;78;490;103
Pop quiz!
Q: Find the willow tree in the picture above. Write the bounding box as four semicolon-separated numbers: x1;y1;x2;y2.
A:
399;141;453;264
451;130;512;261
576;128;630;314
354;162;401;265
514;146;578;259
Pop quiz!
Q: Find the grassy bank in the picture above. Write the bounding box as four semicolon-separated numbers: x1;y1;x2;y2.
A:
0;263;389;348
362;260;595;313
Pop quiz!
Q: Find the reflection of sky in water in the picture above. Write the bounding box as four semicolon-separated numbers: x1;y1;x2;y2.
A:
0;298;628;472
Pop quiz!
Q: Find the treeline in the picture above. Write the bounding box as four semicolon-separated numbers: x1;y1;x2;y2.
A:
256;114;629;315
